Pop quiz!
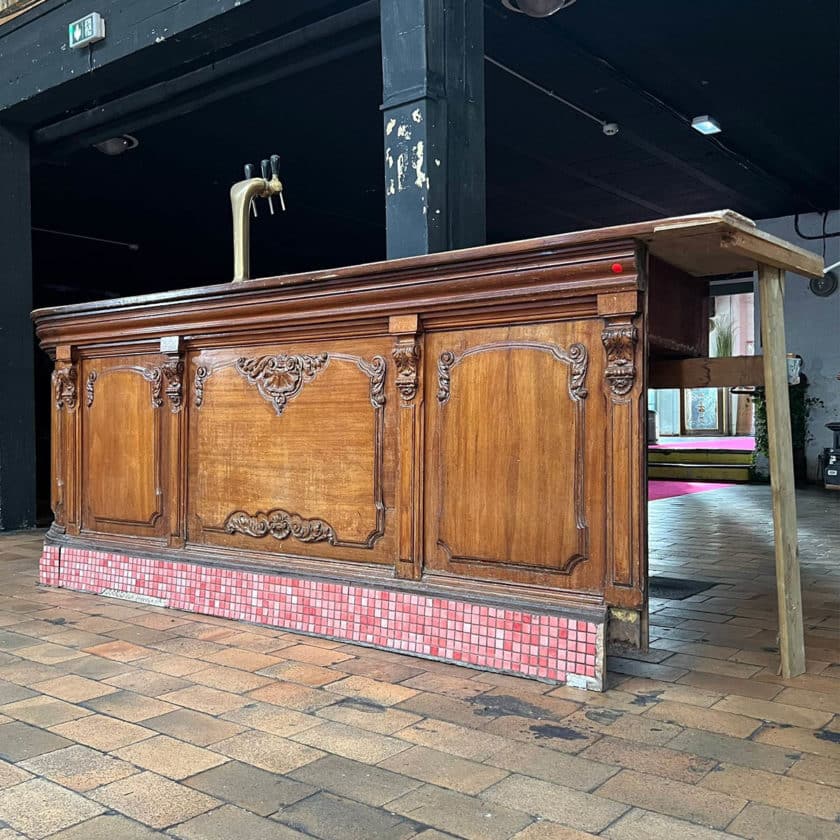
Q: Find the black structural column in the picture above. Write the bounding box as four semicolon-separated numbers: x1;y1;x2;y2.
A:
0;124;36;530
380;0;485;258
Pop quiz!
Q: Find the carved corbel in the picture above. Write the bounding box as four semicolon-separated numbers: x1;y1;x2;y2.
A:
393;338;420;402
52;363;78;412
602;323;639;399
161;358;185;412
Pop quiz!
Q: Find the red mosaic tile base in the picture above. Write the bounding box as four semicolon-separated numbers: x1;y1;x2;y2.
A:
40;544;604;689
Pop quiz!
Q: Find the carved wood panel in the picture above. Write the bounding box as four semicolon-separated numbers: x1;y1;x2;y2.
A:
80;354;176;540
187;339;396;565
424;323;606;593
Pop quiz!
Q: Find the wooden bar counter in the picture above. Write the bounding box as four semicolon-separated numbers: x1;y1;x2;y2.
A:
33;211;822;688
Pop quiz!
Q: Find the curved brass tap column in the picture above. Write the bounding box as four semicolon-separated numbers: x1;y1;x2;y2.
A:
231;156;284;283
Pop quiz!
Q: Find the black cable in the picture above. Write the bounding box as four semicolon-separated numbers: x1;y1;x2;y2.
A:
794;212;840;240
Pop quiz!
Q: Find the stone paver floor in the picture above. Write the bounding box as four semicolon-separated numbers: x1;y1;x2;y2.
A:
0;485;838;838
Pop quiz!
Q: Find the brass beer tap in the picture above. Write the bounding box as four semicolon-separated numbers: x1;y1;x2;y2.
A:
231;154;285;282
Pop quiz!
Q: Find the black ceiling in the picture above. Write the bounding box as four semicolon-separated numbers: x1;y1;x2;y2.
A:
28;0;840;304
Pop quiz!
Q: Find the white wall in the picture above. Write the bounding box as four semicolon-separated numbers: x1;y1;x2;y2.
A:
755;210;840;479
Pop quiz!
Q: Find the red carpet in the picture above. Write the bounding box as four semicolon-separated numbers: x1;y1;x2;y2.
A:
648;480;734;501
650;436;754;452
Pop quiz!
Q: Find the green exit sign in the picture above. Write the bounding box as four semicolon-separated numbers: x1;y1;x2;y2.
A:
68;12;104;49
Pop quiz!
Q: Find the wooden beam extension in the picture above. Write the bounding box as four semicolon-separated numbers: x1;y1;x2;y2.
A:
650;356;765;390
758;264;805;678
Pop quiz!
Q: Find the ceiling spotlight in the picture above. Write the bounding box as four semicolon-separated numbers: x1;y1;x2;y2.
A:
501;0;577;17
602;122;619;136
691;115;721;135
93;134;139;155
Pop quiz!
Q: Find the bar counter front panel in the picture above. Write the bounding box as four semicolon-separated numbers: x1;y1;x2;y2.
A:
37;237;651;689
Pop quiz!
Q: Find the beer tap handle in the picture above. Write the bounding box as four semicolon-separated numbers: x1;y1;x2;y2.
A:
270;154;285;211
244;163;258;218
261;159;275;215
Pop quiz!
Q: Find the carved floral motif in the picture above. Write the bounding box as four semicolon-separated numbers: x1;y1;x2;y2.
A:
366;355;386;408
235;353;329;415
601;324;639;397
53;365;78;411
85;372;97;408
437;351;455;403
393;342;420;402
161;359;184;412
568;343;589;401
225;508;336;544
194;366;209;408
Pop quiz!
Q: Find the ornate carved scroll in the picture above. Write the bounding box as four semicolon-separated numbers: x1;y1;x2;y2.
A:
364;355;386;409
225;508;336;544
602;325;639;398
53;365;78;411
393;341;420;402
194;366;209;408
161;359;184;412
85;371;97;407
437;351;455;403
234;353;329;415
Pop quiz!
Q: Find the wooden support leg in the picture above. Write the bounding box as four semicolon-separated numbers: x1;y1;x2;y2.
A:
757;264;805;678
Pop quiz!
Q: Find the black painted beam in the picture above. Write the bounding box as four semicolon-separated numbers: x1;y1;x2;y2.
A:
0;124;36;530
380;0;485;258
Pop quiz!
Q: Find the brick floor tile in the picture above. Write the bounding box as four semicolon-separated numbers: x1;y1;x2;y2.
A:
0;758;32;789
603;808;735;840
42;630;110;649
324;674;420;706
0;679;35;706
701;763;840;821
280;644;355;666
755;722;840;760
512;824;601;840
91;770;220;829
560;709;684;747
676;671;784;700
481;774;628;834
160;685;248;716
0;778;105;839
133;652;209;677
0;660;63;686
380;744;508;794
210;730;323;773
0;720;72;761
105;668;191;696
727;803;840;839
316;696;422;735
401;673;493;700
607;658;689;682
276;791;419;840
83;689;178;722
67;656;133;680
256;660;346;687
290;753;421;806
337;656;426;684
31;674;117;703
644;700;760;738
150;638;227;659
213;631;293;652
82;640;150;662
291;720;410;763
144;708;245;746
14;643;87;665
668;728;797;774
126;613;192;631
711;694;834;729
247;682;337;712
114;734;228;779
201;648;285;672
20;744;136;790
615;677;722;708
391;784;533;840
398;717;511;761
487;741;617;791
185;760;315;815
776;686;840;715
172;804;309;839
0;695;91;726
788;753;840;787
581;735;716;783
51;714;154;750
188;665;273;693
0;630;38;650
595;769;745;830
42;813;163;839
396;691;503;728
221;700;321;737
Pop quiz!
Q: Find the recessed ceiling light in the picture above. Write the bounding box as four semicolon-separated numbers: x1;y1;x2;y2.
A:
691;115;721;135
93;134;139;155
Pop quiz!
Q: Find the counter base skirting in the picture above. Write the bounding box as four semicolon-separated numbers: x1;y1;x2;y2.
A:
39;543;605;690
